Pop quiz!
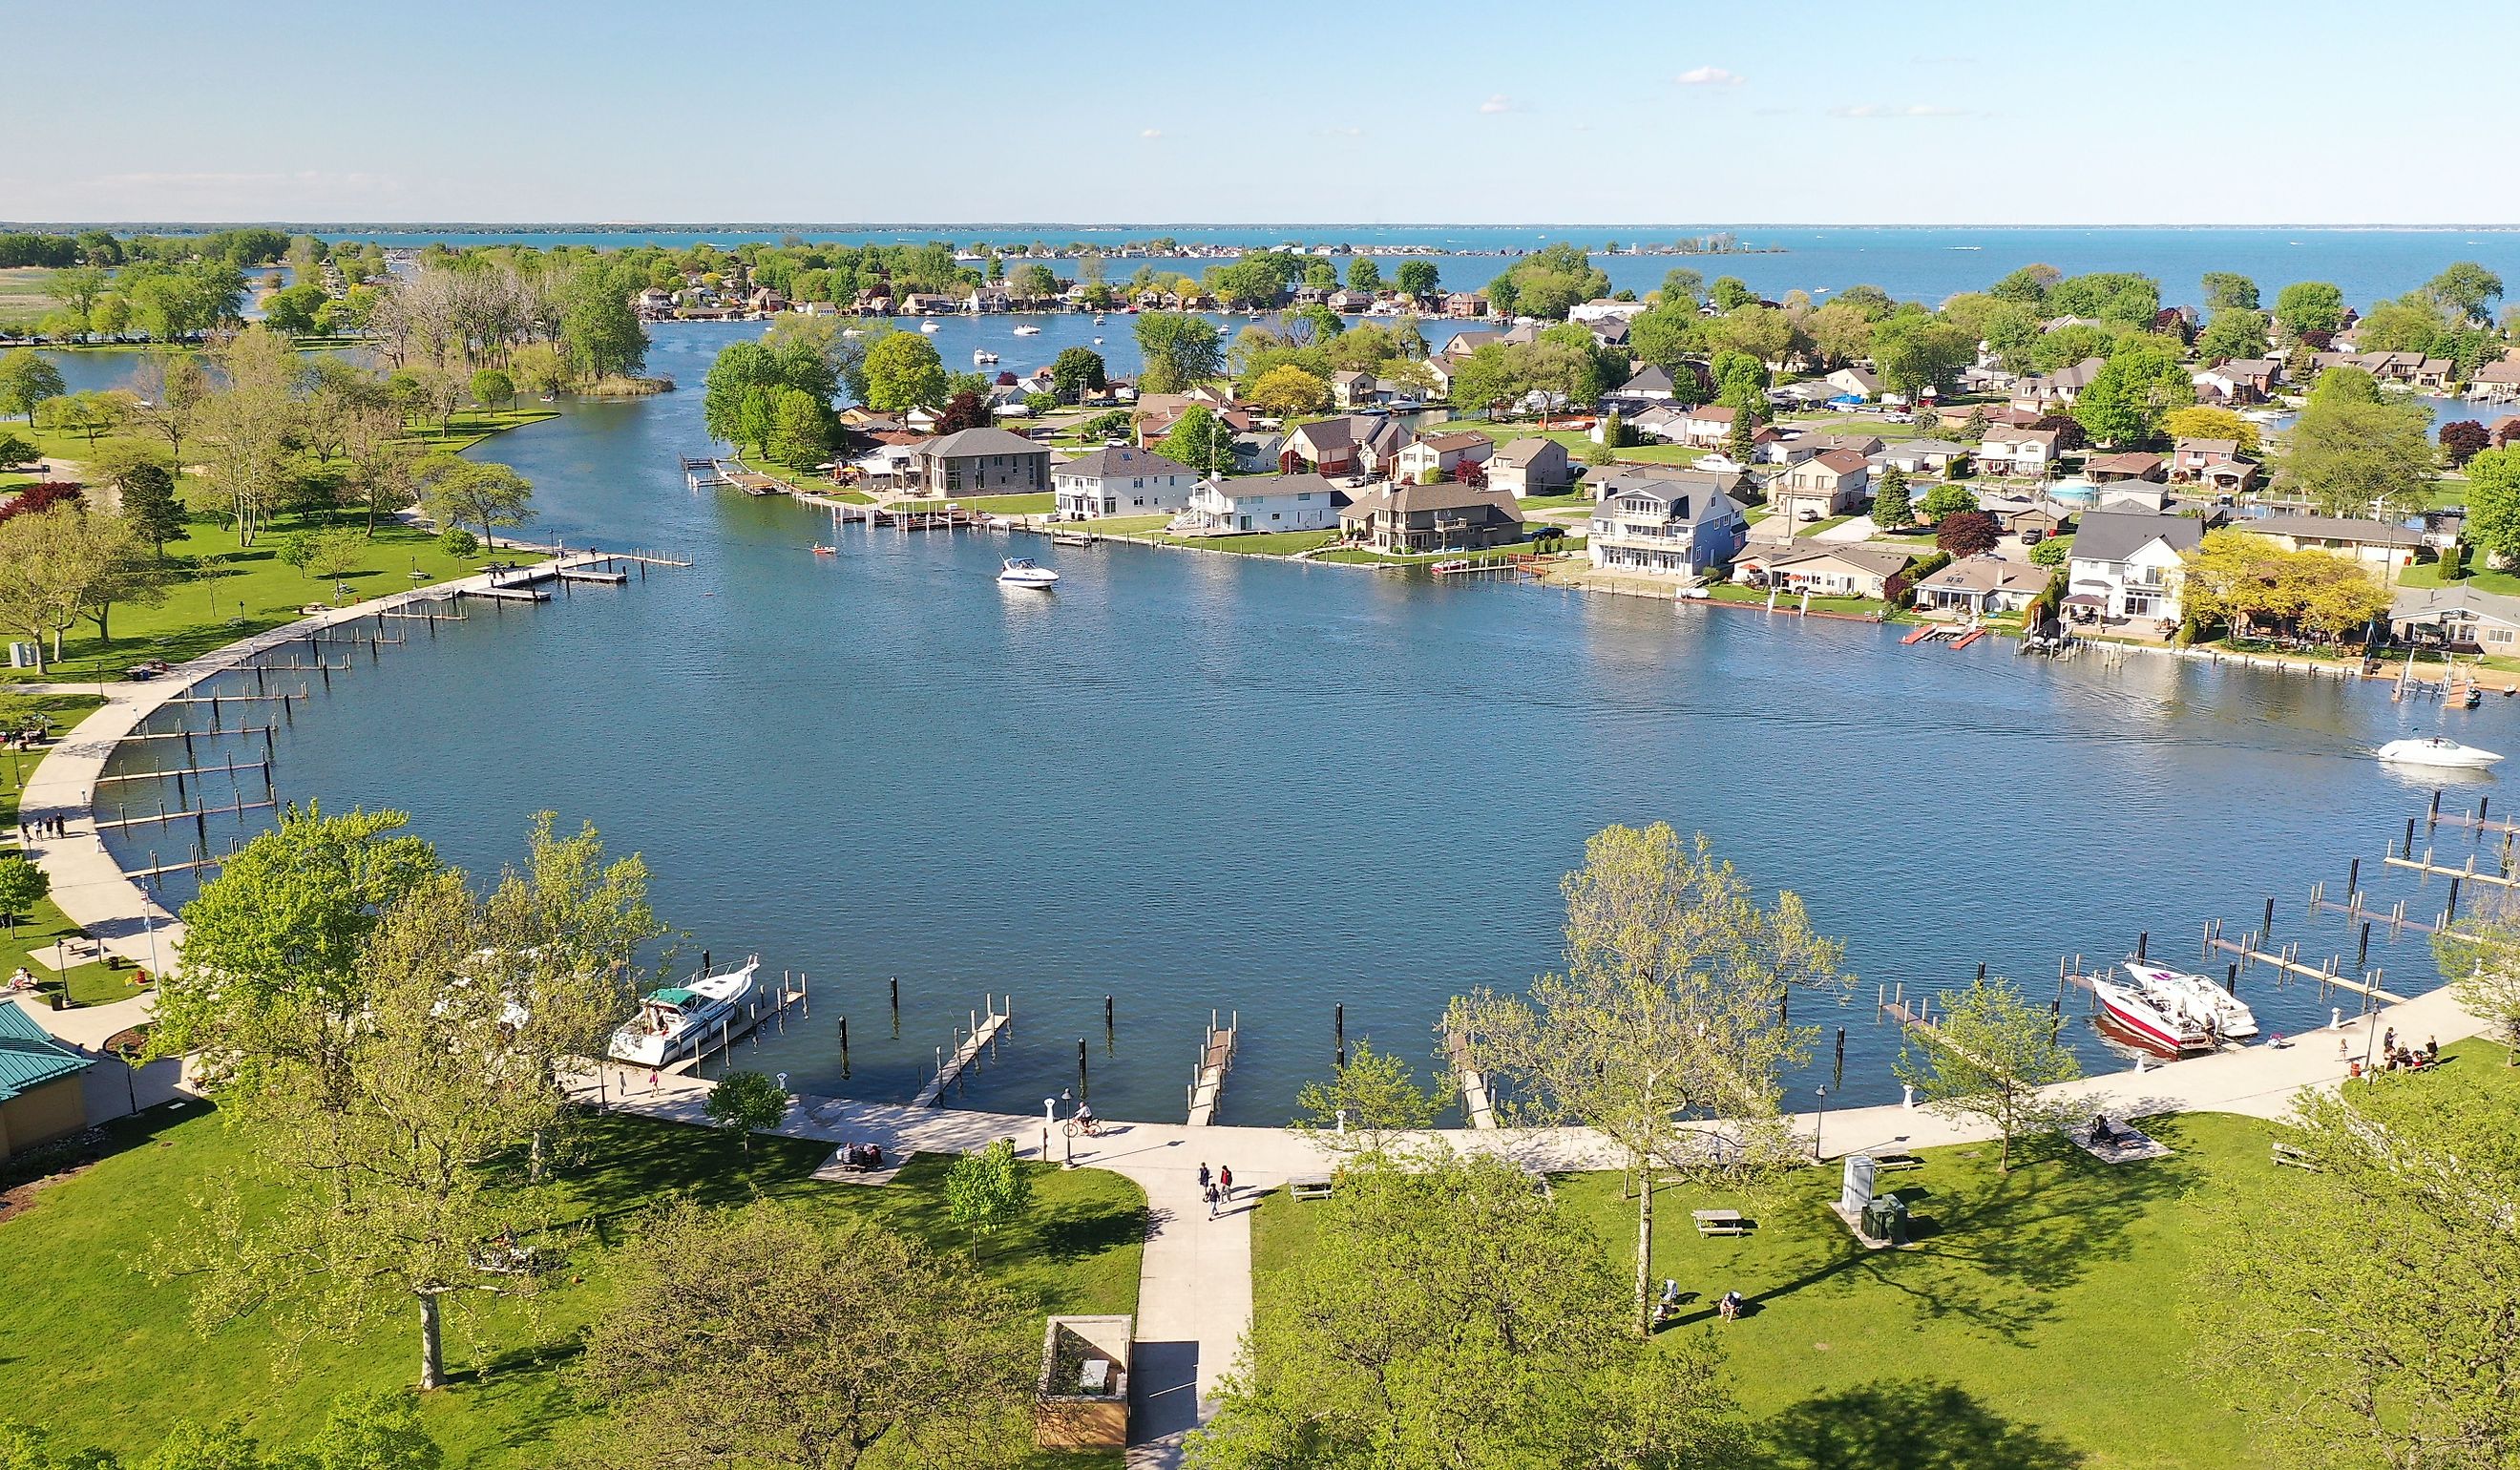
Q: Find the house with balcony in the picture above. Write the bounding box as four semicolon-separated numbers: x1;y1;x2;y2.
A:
1338;481;1524;553
2170;437;2261;494
2010;356;2104;412
1052;446;1196;519
2232;514;2425;579
2191;358;2280;406
1978;427;2060;479
1173;472;1342;534
2064;509;2204;623
1771;449;1870;523
1673;404;1739;448
1586;470;1748;579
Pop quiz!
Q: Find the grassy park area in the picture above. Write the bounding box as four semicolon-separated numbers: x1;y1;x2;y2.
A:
0;1102;1143;1468
1247;1048;2519;1470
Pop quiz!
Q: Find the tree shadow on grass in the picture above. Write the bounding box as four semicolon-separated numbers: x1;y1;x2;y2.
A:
1032;1196;1149;1265
1740;1124;2201;1342
1756;1377;2084;1470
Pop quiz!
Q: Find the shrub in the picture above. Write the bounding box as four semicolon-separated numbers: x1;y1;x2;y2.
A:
438;527;479;557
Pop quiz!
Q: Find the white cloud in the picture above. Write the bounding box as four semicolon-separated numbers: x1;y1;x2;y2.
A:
1829;103;1968;118
1479;94;1516;114
1675;65;1743;86
1140;128;1163;139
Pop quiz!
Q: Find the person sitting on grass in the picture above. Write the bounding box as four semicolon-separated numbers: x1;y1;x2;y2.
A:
1717;1291;1744;1322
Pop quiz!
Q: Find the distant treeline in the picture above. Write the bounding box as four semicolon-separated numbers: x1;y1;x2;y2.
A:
0;227;293;270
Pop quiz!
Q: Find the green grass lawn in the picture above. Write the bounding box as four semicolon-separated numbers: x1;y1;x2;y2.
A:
1425;418;1709;470
1796;513;1860;537
0;1103;1143;1469
2398;557;2520;598
1;511;547;684
1246;1079;2500;1470
1704;581;1890;618
1073;514;1172;536
1314;534;1584;567
1516;491;1598;514
1144;530;1339;556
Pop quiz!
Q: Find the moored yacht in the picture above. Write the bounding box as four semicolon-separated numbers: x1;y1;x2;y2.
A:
2122;960;2258;1040
2088;968;2213;1053
608;956;761;1066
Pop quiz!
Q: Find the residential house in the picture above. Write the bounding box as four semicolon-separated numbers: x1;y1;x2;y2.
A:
965;285;1012;314
2472;352;2520;402
1230;430;1289;474
1051;446;1197;519
1938;402;2045;432
1338;481;1525;553
0;1003;91;1162
1582;317;1631;349
1872;438;1974;478
1977;494;2078;539
1173;472;1342;534
1487;437;1571;497
1824;366;1885;401
1673;404;1739;449
2391;583;2520;654
1331;370;1385;409
1771;449;1870;523
1755;544;1920;601
1391;431;1493;485
2191;358;2280;406
1569;298;1649;323
1977;427;2060;479
1441;291;1490;318
2234;514;2425;579
1586;470;1749;579
1326;289;1376;313
2083;451;2167;484
1912;555;2053;616
2169;437;2262;494
911;427;1050;496
2010;357;2105;412
2065;510;2206;623
900;292;959;316
1283;417;1362;475
1603;365;1678;411
1421;356;1459;400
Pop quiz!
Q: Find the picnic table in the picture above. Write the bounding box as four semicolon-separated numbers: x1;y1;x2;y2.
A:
1289;1174;1334;1201
1691;1208;1748;1236
1869;1152;1923;1173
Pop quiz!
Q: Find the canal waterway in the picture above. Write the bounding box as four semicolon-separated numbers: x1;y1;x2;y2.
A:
89;321;2520;1123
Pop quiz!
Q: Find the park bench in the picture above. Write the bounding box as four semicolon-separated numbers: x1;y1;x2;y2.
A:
1691;1208;1749;1237
1289;1174;1334;1201
1868;1152;1923;1173
2271;1142;2320;1172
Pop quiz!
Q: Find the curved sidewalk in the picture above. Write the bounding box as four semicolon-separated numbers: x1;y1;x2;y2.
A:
17;556;592;981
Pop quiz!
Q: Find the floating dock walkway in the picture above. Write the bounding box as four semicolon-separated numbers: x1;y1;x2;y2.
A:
913;995;1012;1106
1445;1025;1497;1129
1186;1010;1237;1125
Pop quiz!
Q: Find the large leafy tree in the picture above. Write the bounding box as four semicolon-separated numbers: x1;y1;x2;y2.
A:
2273;281;2346;339
1248;364;1331;419
1889;977;2081;1172
862;331;949;412
1292;1040;1439;1158
2194;308;2270;362
1159;404;1236;477
1869;312;1974;399
2072;336;2194;447
1135;310;1225;393
414;452;535;548
2190;1071;2520;1469
2200;271;2260;312
2162;405;2259;454
1481;243;1610;320
2426;261;2505;322
0;347;66;423
2277;370;2438;518
1049;346;1106;403
1187;1150;1743;1470
2460;447;2520;567
1448;824;1847;1334
577;1199;1036;1469
2177;529;2394;642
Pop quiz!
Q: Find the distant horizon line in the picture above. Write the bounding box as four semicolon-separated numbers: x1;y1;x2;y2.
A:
9;220;2520;235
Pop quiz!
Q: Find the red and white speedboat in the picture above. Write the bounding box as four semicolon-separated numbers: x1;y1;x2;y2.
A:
2088;969;2213;1053
2123;960;2258;1040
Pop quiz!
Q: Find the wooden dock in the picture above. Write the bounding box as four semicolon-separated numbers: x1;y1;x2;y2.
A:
1430;554;1544;581
2199;918;2407;1005
464;583;550;602
555;566;630;585
1186;1010;1237;1126
872;503;981;530
1445;1026;1498;1129
718;461;789;496
912;995;1012;1106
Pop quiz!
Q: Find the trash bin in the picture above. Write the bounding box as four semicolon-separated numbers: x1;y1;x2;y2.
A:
1860;1194;1907;1246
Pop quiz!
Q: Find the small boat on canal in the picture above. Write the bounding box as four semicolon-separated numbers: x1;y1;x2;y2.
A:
2376;736;2502;769
998;556;1060;589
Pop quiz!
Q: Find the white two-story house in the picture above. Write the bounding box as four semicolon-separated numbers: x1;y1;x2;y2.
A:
1052;446;1196;519
2066;510;2205;623
1586;470;1748;580
1171;472;1342;535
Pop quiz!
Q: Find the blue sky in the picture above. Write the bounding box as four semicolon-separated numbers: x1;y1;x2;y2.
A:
8;0;2512;225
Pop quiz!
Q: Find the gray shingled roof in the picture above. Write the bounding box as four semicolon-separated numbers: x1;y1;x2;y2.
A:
2069;509;2205;562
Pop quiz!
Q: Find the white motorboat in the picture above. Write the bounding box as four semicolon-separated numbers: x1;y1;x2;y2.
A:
2123;960;2258;1040
608;956;761;1067
974;348;998;365
2377;736;2503;769
1093;313;1107;324
998;556;1059;589
2088;969;2212;1053
919;320;940;333
1013;324;1042;336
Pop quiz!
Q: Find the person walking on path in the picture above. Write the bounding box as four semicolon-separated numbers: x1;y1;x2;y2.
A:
1205;1182;1221;1219
1217;1164;1233;1202
648;1067;661;1093
1198;1162;1211;1193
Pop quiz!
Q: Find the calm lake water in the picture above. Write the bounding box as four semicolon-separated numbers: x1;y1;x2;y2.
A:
91;321;2518;1123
